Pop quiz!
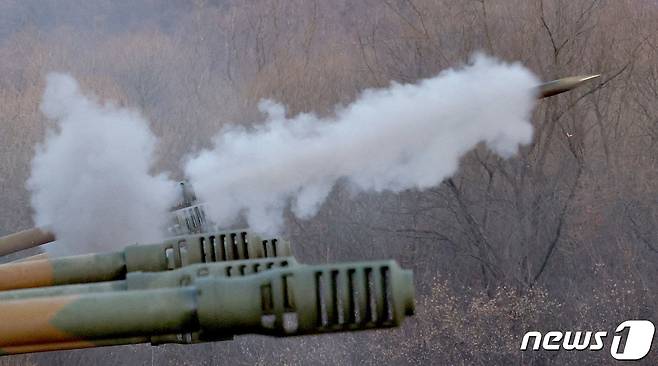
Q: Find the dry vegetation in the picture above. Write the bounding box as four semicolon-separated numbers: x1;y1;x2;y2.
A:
1;0;657;364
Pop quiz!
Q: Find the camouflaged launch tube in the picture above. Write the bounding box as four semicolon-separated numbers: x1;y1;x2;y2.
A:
0;230;291;291
0;256;296;353
0;260;415;355
0;227;55;256
0;257;298;301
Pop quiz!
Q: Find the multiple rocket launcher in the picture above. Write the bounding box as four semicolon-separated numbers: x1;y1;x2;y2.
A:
0;229;419;356
0;229;415;355
0;73;600;356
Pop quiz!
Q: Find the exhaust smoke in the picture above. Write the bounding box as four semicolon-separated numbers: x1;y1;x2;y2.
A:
185;55;540;235
27;54;540;252
27;73;177;255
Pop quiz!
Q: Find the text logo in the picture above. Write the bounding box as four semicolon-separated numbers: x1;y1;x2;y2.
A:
520;320;655;361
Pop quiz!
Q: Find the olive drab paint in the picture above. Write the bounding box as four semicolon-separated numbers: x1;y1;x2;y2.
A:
0;261;415;355
0;230;291;291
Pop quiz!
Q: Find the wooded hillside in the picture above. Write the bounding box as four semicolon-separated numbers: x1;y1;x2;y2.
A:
1;1;657;364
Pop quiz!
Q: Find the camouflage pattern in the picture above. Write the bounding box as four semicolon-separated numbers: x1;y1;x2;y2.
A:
0;230;291;291
0;256;298;300
0;261;415;355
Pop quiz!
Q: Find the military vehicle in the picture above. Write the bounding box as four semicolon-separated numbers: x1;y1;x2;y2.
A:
0;229;292;291
0;191;415;356
0;74;599;356
0;260;415;355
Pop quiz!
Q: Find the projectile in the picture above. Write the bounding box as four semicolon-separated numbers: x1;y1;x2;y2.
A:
538;74;600;99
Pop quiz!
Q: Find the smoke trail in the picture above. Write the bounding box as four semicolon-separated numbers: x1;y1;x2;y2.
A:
27;73;177;256
185;55;540;235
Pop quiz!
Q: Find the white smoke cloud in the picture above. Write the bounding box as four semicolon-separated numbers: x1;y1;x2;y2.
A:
27;73;178;256
185;54;540;235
